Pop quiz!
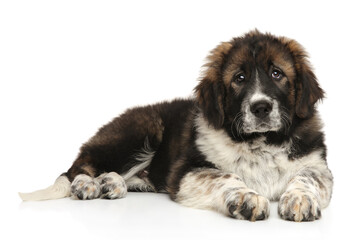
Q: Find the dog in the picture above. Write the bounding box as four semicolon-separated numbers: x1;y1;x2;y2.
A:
19;30;333;222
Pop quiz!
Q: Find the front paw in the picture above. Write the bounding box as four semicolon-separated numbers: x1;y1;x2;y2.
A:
227;191;270;221
278;190;321;222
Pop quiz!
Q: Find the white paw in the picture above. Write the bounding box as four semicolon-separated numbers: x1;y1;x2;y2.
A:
97;172;127;199
278;190;321;222
71;174;101;200
226;190;270;221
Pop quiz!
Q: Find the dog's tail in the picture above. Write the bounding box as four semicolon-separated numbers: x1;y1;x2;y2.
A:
18;175;71;201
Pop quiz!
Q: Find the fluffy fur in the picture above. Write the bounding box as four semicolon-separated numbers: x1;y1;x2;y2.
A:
20;30;333;222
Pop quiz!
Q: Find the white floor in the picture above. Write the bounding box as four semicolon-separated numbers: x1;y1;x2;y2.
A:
2;189;355;240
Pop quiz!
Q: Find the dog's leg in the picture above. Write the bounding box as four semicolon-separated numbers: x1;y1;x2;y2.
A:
174;168;270;221
65;106;165;200
278;163;333;222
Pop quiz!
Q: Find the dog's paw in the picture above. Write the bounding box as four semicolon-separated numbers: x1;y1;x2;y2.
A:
278;190;321;222
227;191;270;221
71;174;101;200
97;172;127;199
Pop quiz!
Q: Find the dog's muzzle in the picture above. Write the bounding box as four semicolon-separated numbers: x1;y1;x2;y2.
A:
242;97;282;133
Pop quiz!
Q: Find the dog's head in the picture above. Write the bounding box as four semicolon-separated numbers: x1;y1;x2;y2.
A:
195;30;324;137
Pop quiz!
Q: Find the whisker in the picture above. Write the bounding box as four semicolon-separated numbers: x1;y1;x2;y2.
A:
280;110;291;134
230;113;240;139
230;111;244;140
280;105;291;113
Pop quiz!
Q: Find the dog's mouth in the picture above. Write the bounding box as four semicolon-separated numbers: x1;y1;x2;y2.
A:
242;118;283;134
244;124;274;133
257;122;272;129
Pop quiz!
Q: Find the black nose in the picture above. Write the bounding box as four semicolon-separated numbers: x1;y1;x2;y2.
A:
250;100;273;119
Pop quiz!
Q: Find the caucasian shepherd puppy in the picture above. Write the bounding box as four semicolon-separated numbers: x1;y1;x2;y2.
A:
20;30;333;222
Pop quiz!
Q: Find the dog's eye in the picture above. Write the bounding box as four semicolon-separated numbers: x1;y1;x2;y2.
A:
271;69;283;80
234;73;246;84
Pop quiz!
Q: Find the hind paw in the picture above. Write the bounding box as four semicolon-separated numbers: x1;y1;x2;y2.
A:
71;174;101;200
97;172;127;199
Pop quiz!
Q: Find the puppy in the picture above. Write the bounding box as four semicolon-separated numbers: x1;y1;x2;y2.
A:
20;30;333;222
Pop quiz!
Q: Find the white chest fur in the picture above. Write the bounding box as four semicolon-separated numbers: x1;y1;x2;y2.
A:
194;115;320;201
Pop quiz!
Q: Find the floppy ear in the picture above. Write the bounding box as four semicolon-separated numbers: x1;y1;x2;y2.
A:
286;40;325;118
295;66;324;118
195;42;233;128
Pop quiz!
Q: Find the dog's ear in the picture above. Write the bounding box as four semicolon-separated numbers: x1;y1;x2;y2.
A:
195;79;226;128
195;42;233;128
286;39;325;118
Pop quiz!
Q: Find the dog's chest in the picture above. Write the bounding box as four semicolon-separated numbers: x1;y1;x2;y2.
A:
195;120;296;200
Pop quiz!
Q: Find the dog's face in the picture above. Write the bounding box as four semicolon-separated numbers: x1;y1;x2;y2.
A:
196;31;324;137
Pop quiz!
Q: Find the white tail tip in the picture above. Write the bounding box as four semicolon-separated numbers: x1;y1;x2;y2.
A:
19;175;71;201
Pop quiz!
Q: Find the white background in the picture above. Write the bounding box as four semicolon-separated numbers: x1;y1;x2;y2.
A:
1;0;359;239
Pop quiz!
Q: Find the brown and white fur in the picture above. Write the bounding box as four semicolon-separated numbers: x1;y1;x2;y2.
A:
19;30;333;222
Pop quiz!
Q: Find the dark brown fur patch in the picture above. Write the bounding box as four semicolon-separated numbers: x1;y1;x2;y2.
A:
281;38;325;118
195;41;234;129
223;174;231;179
